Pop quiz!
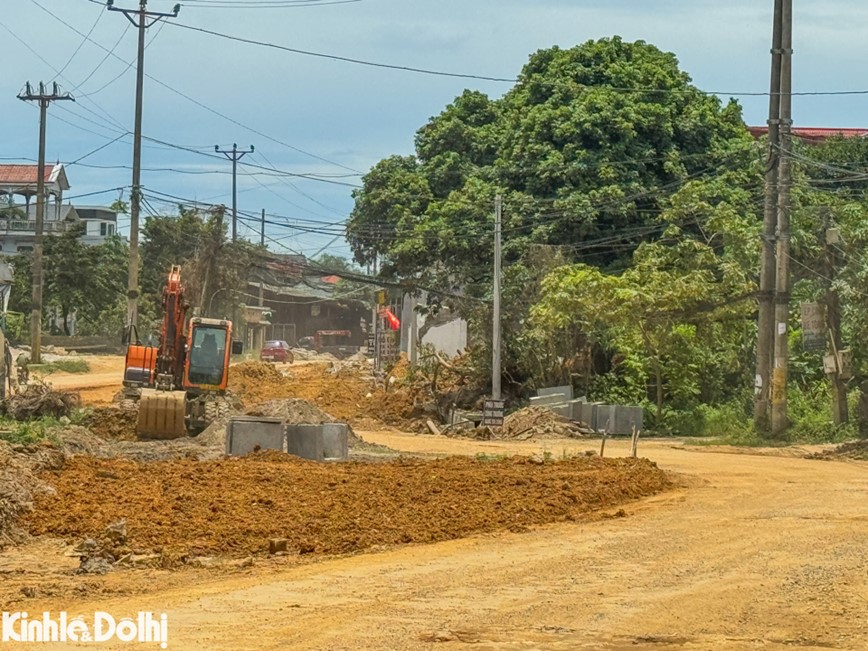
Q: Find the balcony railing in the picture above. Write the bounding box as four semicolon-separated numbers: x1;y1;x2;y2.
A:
0;220;70;233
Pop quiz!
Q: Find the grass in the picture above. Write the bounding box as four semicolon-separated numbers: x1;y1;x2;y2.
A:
30;359;91;375
0;409;89;445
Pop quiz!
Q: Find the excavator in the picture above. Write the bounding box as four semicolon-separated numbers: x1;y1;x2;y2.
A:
122;265;241;439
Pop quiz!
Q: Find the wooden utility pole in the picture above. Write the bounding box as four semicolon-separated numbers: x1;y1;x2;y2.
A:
492;194;503;400
16;82;74;365
770;0;794;436
107;0;180;340
754;0;784;429
822;209;848;425
215;144;254;242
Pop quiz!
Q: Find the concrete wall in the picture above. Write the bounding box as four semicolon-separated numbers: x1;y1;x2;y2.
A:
400;292;468;359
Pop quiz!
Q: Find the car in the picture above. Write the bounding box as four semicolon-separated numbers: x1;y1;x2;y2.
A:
260;340;293;363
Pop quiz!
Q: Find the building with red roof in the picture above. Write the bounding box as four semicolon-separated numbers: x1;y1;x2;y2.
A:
748;126;868;143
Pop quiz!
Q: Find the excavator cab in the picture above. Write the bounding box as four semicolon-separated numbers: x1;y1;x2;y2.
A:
185;319;232;390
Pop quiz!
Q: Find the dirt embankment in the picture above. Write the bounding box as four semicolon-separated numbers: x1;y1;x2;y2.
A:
229;360;423;430
26;455;670;559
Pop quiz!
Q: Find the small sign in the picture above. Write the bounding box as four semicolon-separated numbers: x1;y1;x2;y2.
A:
800;302;825;351
366;335;375;356
483;399;505;427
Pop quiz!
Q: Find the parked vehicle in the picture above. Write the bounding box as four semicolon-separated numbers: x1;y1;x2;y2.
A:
313;330;357;359
260;340;293;363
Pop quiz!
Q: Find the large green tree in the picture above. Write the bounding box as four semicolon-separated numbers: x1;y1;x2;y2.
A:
347;37;758;396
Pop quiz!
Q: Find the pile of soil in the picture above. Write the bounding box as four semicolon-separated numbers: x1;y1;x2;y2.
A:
808;440;868;461
247;398;339;424
227;360;448;432
84;407;138;441
498;407;593;440
26;455;671;558
229;362;294;406
0;441;64;548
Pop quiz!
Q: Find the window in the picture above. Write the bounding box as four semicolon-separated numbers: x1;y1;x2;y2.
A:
16;246;33;253
187;325;228;386
100;223;108;236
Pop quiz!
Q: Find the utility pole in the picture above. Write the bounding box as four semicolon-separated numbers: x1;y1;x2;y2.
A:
492;194;503;400
770;0;794;436
215;143;254;241
258;209;265;308
107;0;180;340
754;0;784;429
17;82;74;365
822;208;848;425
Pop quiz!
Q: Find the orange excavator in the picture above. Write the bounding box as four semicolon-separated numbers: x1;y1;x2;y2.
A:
122;265;240;439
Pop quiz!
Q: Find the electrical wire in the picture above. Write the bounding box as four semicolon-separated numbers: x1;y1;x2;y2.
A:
51;6;104;81
31;0;361;175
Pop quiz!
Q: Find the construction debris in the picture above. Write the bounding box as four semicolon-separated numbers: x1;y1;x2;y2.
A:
2;382;80;420
499;407;594;440
808;440;868;461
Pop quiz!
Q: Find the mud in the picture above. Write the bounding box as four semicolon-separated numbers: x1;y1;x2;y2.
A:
26;455;671;559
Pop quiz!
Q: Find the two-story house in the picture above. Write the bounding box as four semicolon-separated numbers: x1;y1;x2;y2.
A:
0;163;118;254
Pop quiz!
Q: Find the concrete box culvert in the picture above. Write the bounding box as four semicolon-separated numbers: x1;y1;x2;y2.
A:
285;424;325;462
226;417;286;456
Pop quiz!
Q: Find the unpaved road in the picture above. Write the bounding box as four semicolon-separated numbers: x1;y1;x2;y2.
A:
19;434;868;650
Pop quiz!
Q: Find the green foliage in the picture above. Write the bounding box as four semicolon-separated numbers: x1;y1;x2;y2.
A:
139;207;261;329
0;415;71;445
9;223;130;337
347;37;757;402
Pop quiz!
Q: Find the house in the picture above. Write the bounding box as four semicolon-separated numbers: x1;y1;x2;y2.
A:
748;126;868;143
0;164;118;254
245;254;369;349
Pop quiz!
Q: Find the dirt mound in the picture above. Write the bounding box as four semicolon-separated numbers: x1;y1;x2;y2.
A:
3;382;80;420
808;440;868;461
229;361;295;406
499;407;592;440
84;407;138;441
27;455;671;558
0;441;64;548
246;398;337;423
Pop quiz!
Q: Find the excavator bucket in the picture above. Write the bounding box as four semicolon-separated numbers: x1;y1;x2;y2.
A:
137;388;187;439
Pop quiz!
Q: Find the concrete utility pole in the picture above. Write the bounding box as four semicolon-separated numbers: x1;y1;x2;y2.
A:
754;0;784;429
17;82;74;365
258;209;265;308
770;0;794;436
215;144;254;241
107;0;180;340
822;208;848;425
492;194;503;400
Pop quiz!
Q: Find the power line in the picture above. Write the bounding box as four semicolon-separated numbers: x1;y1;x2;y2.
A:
169;21;516;83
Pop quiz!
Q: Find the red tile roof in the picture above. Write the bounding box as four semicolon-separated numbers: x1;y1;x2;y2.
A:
0;164;53;184
748;126;868;142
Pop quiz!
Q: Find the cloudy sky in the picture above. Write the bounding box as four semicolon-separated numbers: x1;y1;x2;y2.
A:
2;0;868;258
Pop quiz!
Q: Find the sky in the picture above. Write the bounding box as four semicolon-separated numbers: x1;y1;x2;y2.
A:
2;0;868;260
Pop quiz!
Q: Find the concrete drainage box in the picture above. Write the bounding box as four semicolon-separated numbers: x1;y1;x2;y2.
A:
226;416;285;456
320;423;349;461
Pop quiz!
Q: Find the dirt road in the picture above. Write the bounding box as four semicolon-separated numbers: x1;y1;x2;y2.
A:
17;434;868;651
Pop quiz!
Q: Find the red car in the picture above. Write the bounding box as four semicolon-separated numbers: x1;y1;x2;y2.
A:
260;340;293;363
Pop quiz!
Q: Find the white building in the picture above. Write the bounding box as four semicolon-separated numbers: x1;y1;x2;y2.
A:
0;164;117;254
